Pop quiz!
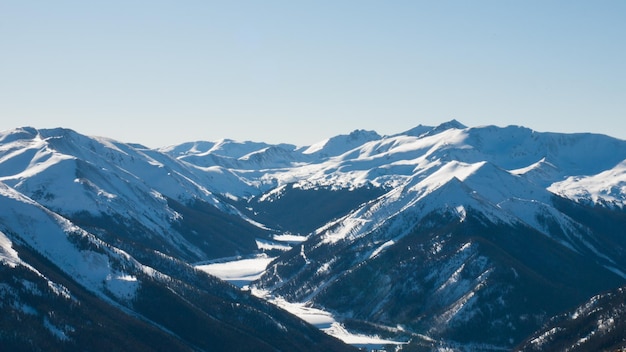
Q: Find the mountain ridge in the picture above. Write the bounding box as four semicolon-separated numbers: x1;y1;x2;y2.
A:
2;120;626;350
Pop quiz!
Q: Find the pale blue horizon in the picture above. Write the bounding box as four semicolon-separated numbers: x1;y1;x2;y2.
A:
1;1;624;147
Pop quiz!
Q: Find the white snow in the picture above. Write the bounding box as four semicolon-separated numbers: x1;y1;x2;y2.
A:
0;182;142;301
43;317;70;341
196;253;407;349
196;254;275;287
262;292;336;329
529;327;561;347
255;239;292;251
0;230;20;267
324;322;406;348
549;159;626;207
369;240;395;259
455;205;467;222
250;288;406;349
272;233;308;243
4;123;626;350
105;274;139;300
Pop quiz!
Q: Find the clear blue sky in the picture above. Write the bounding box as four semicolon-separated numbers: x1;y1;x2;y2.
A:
1;1;625;147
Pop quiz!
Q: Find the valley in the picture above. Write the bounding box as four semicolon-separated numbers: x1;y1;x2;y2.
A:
2;121;626;351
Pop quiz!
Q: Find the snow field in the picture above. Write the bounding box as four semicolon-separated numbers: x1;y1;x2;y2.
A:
195;254;406;349
196;255;275;287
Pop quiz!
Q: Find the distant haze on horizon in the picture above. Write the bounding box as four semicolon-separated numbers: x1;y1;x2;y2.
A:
1;1;624;147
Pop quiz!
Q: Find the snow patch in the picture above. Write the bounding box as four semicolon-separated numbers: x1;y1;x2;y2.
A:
105;274;139;300
255;238;291;251
0;230;20;267
369;240;395;259
200;253;408;349
196;254;275;287
530;327;561;347
43;317;70;341
273;233;308;243
455;205;466;222
250;288;406;348
324;322;406;349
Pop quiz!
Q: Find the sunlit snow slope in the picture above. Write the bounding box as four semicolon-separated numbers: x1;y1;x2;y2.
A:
0;127;355;351
3;121;626;351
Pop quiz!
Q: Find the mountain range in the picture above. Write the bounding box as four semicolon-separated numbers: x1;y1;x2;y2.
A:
1;121;626;351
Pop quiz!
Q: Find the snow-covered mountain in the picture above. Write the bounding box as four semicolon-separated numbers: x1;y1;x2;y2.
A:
0;127;353;351
0;127;273;262
2;121;626;350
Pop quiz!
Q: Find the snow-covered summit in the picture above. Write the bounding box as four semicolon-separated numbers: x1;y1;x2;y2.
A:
4;122;626;350
302;129;382;157
0;126;273;263
117;121;626;208
5;121;626;210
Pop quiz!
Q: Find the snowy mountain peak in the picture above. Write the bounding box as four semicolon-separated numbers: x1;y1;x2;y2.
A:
422;119;468;136
436;118;467;130
302;129;381;156
4;122;626;350
158;140;218;157
399;124;434;137
347;129;381;140
0;126;41;144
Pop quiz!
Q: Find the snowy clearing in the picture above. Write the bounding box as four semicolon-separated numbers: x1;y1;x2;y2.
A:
196;255;405;349
250;287;406;349
196;254;275;287
273;233;308;243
